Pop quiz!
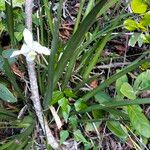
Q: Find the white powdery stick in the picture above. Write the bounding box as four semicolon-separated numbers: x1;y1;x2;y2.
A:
24;0;60;149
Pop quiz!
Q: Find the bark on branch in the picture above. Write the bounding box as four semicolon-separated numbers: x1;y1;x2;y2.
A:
25;0;60;149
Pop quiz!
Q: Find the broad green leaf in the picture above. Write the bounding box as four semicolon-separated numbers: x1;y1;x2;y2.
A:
74;99;88;112
14;32;23;41
0;84;17;103
64;89;77;98
133;70;150;91
144;35;150;43
137;33;145;47
140;61;150;70
94;92;112;103
0;1;5;10
107;121;127;140
116;73;128;98
69;115;78;129
131;0;148;14
60;130;69;144
120;83;136;100
50;91;64;105
124;19;138;31
137;23;147;32
58;98;71;122
139;11;150;27
128;33;141;47
128;33;145;47
127;105;150;138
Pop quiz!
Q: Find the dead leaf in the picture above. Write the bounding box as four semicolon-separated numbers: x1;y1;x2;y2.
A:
90;80;98;89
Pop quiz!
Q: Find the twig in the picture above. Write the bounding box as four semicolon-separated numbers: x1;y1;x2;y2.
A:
49;106;63;129
95;62;130;69
25;0;60;149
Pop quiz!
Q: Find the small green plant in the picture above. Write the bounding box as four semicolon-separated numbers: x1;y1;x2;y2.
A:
124;0;150;47
0;0;150;149
116;70;150;139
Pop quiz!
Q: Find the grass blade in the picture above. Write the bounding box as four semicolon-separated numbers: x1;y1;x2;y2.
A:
53;0;118;88
43;0;63;108
43;0;54;36
73;98;150;114
73;0;85;33
5;0;16;48
83;34;111;79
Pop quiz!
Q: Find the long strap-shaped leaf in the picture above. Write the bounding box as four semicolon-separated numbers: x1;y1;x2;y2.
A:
53;0;118;88
5;0;16;48
73;98;150;114
43;0;63;108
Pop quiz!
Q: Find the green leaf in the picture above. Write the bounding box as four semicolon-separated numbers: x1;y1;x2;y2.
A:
120;83;136;100
131;0;148;14
17;116;33;128
14;32;23;41
50;91;64;105
133;70;150;91
127;105;150;138
116;73;128;98
69;115;78;129
137;34;145;47
58;98;71;122
64;89;77;98
0;84;17;103
139;11;150;27
128;33;141;47
144;35;150;43
0;141;14;150
73;98;150;114
137;23;147;32
60;130;69;144
94;92;112;103
53;0;118;87
0;1;5;10
124;19;138;31
83;0;95;19
74;99;88;112
74;130;89;144
92;109;105;119
107;121;127;140
2;49;17;64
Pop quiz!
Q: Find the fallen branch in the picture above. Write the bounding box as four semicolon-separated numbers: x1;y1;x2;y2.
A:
25;0;60;149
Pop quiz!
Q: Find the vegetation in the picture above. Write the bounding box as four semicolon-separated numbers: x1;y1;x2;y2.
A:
0;0;150;149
